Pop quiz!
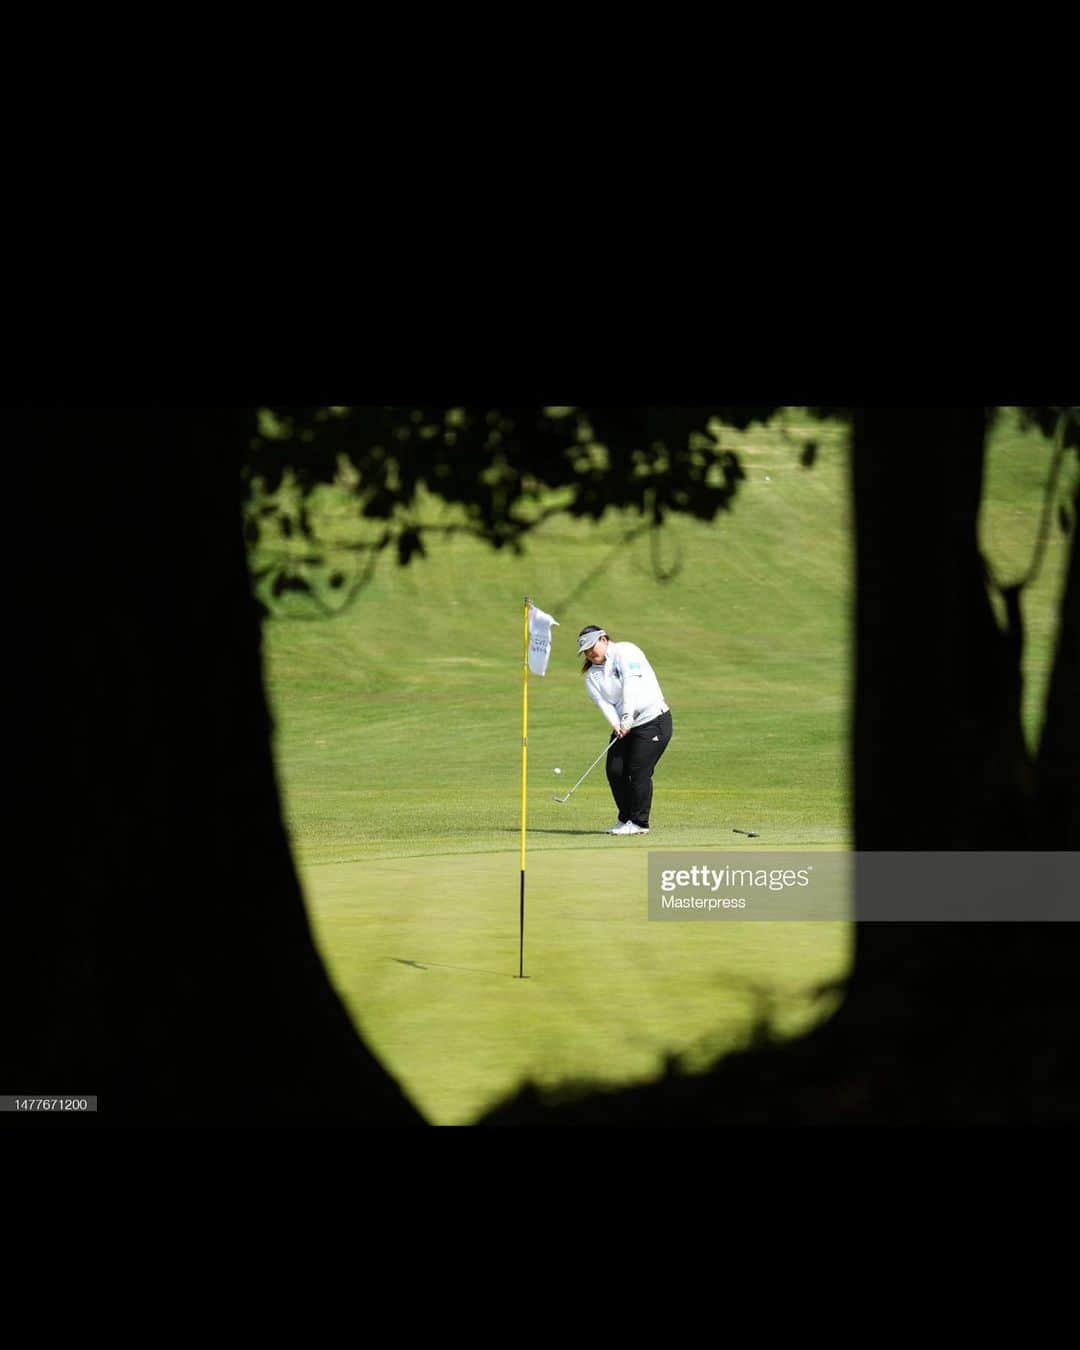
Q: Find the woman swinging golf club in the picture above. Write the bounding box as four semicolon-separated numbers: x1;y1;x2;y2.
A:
578;625;673;835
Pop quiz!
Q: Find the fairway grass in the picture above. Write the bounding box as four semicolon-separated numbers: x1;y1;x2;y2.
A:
259;410;1072;1124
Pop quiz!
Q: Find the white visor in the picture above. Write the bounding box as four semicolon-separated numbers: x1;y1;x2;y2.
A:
577;628;606;654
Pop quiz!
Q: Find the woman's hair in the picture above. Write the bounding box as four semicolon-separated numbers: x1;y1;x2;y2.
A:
579;626;613;674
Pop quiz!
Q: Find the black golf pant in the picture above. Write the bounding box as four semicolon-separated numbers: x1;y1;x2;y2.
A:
606;710;673;828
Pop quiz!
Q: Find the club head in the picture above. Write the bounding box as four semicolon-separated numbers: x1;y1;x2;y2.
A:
552;792;572;804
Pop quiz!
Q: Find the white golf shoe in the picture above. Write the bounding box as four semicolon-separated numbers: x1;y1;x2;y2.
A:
611;821;649;835
606;820;626;833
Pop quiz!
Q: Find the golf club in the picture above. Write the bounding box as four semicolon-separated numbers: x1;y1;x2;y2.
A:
552;741;615;803
733;828;760;838
551;712;657;804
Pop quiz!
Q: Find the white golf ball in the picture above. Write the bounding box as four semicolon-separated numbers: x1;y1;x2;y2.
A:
553;767;562;775
764;474;771;482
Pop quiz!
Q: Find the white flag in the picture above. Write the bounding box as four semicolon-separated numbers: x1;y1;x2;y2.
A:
528;603;560;676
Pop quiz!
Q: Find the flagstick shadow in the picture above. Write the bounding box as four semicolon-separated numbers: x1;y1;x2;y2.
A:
392;958;520;980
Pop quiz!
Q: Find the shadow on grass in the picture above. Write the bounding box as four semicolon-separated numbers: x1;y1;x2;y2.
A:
480;969;852;1123
393;957;521;980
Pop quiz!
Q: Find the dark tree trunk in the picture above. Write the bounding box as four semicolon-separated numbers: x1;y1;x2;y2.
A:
1035;469;1080;844
813;409;1080;1120
850;406;1026;855
843;408;1029;1004
7;411;423;1125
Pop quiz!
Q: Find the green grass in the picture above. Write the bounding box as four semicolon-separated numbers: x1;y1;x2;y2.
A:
259;409;1072;1123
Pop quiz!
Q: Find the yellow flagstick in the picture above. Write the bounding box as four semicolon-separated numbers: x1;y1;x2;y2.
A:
519;596;530;978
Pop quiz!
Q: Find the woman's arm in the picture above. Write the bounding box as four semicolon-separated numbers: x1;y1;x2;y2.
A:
585;674;622;733
617;643;649;728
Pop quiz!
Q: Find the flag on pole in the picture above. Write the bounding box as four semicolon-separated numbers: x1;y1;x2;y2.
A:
520;598;559;979
527;603;560;676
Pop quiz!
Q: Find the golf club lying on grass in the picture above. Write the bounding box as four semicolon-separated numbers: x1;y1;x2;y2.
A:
733;828;760;837
552;741;615;803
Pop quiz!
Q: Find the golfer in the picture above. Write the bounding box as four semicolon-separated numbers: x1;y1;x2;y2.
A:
578;625;673;835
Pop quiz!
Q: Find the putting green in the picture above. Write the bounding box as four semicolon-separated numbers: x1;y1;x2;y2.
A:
302;846;850;1124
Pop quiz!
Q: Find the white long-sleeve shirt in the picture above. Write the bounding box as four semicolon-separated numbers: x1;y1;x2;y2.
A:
584;640;669;732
